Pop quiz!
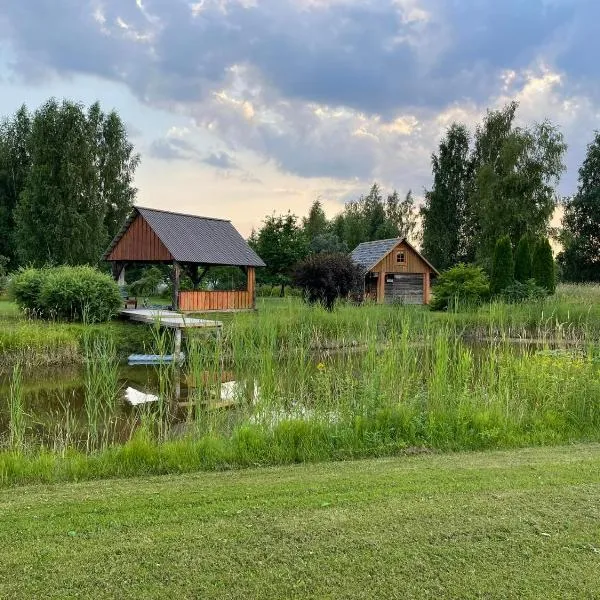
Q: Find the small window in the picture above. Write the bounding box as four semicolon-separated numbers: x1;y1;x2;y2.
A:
396;251;406;264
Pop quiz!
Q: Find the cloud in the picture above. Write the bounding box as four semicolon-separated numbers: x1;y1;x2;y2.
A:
2;0;600;189
202;151;239;170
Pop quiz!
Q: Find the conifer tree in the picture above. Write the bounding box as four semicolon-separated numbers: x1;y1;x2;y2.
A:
532;238;556;294
514;235;533;283
490;235;514;295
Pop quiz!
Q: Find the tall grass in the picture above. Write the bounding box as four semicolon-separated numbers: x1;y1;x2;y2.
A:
8;361;26;452
83;330;120;450
1;287;600;486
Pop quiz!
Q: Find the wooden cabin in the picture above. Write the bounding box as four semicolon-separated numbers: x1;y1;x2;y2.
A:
350;238;438;305
103;207;265;312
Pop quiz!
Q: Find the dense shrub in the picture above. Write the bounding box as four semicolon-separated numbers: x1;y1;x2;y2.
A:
9;267;47;311
292;252;362;310
514;235;533;283
533;238;556;294
430;263;490;311
10;266;122;322
500;279;547;303
490;235;514;295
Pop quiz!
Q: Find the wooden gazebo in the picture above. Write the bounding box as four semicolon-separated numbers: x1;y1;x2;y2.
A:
103;207;265;311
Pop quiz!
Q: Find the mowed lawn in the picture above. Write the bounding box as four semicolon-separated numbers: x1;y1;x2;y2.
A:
0;446;599;599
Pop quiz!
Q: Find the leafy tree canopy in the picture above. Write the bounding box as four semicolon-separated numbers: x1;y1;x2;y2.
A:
559;131;600;282
249;213;308;295
0;99;139;268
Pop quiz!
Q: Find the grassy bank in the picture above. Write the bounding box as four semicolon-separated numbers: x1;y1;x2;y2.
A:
3;284;600;368
0;299;153;368
1;444;599;599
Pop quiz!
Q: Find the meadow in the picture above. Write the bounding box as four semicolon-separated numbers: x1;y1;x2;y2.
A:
0;285;599;486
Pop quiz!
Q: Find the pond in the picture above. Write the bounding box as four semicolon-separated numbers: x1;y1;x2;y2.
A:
0;334;593;453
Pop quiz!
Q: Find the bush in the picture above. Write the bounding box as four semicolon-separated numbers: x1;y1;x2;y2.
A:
9;267;47;311
490;235;514;295
292;253;362;310
430;263;490;311
10;266;122;322
500;279;547;303
532;238;556;295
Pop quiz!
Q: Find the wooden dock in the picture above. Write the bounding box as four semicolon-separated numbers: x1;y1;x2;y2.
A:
121;309;223;330
121;309;223;358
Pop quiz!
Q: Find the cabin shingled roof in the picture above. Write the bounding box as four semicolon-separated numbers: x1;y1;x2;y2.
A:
103;207;266;267
350;238;403;273
350;237;439;275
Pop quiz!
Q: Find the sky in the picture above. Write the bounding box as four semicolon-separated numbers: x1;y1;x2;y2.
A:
0;0;598;236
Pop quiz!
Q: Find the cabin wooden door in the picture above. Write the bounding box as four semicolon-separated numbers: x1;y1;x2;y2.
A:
384;273;424;304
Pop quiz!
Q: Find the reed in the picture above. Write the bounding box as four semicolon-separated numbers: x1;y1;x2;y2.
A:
8;361;26;452
82;329;120;450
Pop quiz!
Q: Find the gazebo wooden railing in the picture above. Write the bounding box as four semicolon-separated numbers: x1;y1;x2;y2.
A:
178;267;255;312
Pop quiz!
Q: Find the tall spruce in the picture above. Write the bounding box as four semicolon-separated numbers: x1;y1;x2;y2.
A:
469;102;566;269
302;199;329;242
490;235;514;295
532;238;556;294
559;132;600;282
422;123;472;270
514;234;533;283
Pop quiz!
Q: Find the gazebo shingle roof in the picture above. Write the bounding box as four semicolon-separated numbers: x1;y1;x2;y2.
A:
103;207;265;267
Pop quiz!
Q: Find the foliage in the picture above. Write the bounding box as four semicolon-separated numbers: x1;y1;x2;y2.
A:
0;100;139;268
330;184;420;250
423;103;566;272
500;279;547;303
469;102;566;267
386;189;420;242
0;106;30;269
422;123;472;270
514;234;533;283
128;266;165;297
249;213;308;295
203;266;247;291
302;199;329;241
430;263;490;310
10;266;122;322
532;238;556;294
8;266;46;311
490;235;514;295
309;232;348;255
292;252;362;310
559;132;600;282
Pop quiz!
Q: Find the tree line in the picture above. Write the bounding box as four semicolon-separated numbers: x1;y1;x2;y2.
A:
1;97;599;288
248;184;419;294
0;99;138;270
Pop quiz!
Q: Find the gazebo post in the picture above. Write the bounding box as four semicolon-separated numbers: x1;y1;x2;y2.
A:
172;260;181;311
247;266;256;309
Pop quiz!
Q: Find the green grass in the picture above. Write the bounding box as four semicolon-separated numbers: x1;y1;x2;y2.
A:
0;444;599;599
0;298;154;369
